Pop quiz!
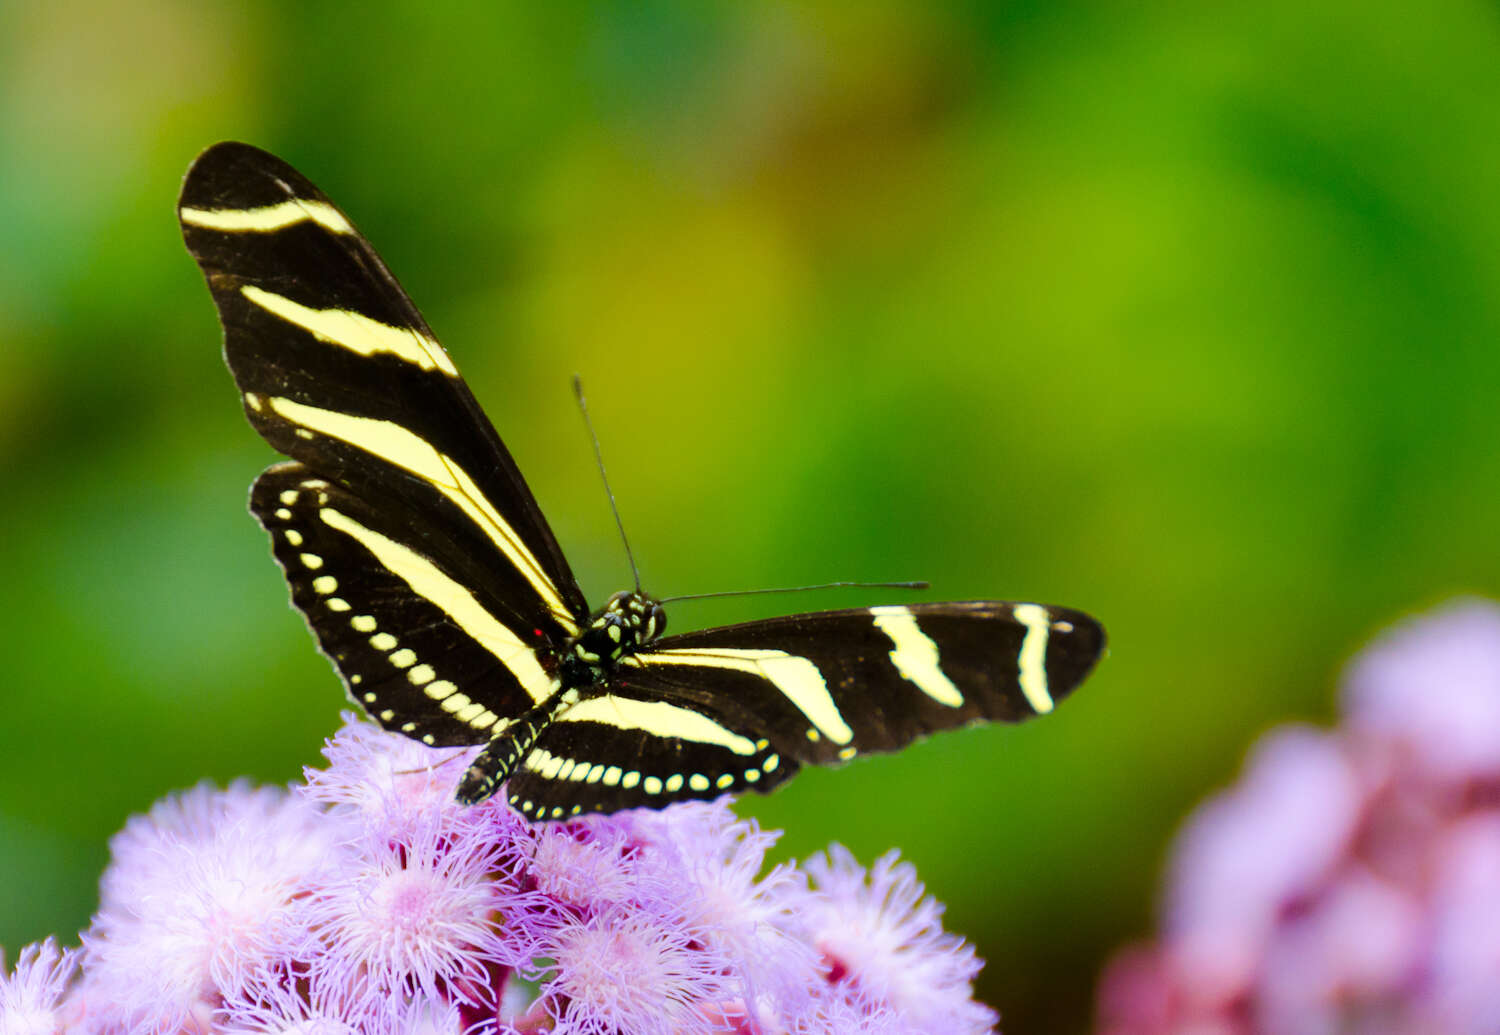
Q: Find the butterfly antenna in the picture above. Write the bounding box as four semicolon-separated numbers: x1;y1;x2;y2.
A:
573;375;643;593
659;580;929;604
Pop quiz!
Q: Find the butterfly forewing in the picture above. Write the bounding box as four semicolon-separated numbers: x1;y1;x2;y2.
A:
179;142;587;644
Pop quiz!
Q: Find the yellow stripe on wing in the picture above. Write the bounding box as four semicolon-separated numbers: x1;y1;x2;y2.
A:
555;695;758;755
180;199;353;234
1012;604;1056;714
319;506;559;707
870;606;964;708
267;396;577;633
241;286;459;376
629;647;852;745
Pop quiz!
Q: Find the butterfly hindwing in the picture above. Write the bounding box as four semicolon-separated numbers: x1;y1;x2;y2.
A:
250;462;565;746
505;703;799;821
180;142;587;644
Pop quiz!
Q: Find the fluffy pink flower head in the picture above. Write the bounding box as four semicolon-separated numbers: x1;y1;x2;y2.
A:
527;819;641;912
16;713;1001;1034
0;939;79;1035
301;713;480;835
217;963;363;1035
538;906;738;1035
799;845;997;1035
218;960;470;1035
627;802;820;1018
789;986;909;1035
81;782;346;1033
307;808;531;1020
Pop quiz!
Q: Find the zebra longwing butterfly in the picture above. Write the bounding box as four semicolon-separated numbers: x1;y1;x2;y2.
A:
178;142;1106;822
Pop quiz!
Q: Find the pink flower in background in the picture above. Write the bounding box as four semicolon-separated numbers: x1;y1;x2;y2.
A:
1;715;998;1034
1097;599;1500;1034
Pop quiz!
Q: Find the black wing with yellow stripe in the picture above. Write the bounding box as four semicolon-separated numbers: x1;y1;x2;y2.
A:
503;601;1102;819
179;142;587;649
180;142;1106;822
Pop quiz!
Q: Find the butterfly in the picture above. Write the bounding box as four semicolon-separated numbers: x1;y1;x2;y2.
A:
178;142;1105;822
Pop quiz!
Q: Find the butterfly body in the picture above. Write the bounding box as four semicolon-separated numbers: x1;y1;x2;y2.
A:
458;590;667;804
180;142;1106;822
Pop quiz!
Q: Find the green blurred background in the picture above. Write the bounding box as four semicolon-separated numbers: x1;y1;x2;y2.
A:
4;2;1500;1030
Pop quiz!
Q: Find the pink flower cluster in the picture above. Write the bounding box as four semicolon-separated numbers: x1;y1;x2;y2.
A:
1;715;996;1034
1097;600;1500;1033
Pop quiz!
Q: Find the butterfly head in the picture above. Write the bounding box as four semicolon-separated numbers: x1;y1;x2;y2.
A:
570;590;666;670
